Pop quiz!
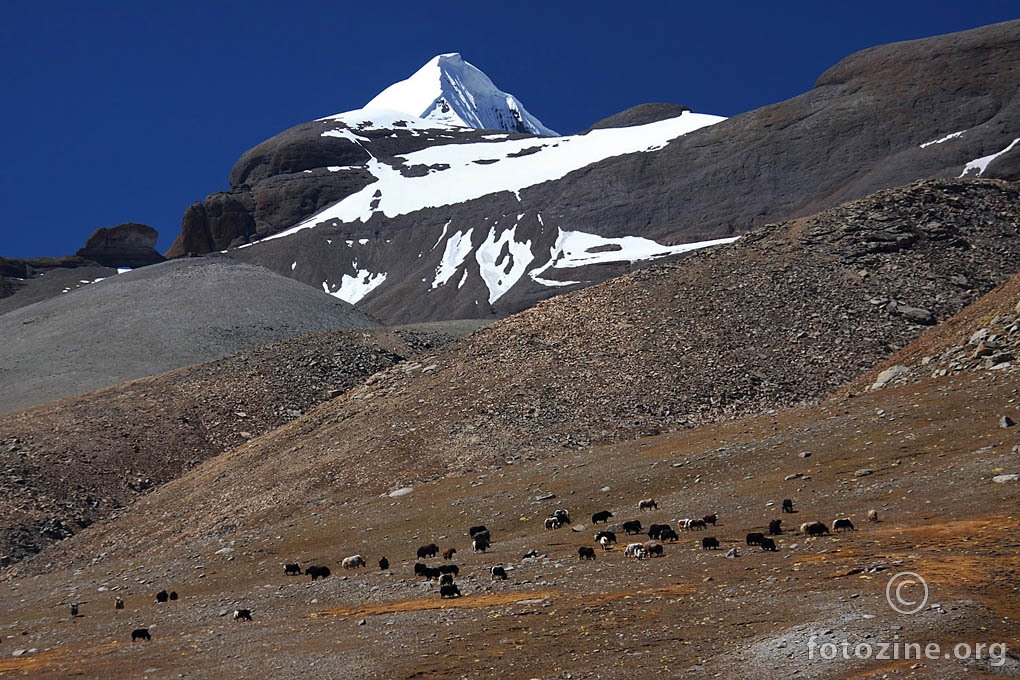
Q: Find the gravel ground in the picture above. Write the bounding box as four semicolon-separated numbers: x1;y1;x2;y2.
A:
1;180;1019;678
0;257;379;414
1;363;1018;679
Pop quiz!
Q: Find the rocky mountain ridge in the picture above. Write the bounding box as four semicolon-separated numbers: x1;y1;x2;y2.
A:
6;23;1019;329
167;20;1020;325
0;223;164;313
848;270;1020;394
7;178;1009;564
74;223;164;268
298;178;1018;474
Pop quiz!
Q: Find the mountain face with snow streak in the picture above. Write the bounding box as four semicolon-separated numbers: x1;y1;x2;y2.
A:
364;53;558;136
163;21;1020;325
215;107;729;322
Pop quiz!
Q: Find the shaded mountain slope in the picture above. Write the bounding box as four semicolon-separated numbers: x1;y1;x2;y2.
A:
223;111;728;324
526;19;1020;246
0;258;380;414
586;102;691;130
0;321;483;564
0;257;120;315
165;113;540;259
22;178;1019;564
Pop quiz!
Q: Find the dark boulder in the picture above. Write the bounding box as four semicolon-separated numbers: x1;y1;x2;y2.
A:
76;223;165;268
167;192;257;256
166;118;381;259
0;258;30;278
170;202;214;256
249;167;375;237
586;102;691;131
230;121;372;187
205;193;257;251
892;304;936;325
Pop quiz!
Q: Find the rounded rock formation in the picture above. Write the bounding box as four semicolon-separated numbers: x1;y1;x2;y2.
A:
76;223;165;268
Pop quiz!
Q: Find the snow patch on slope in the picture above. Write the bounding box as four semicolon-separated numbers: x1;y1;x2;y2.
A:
529;230;740;286
269;111;724;242
432;229;474;289
322;266;387;304
920;130;966;148
475;223;535;304
960;137;1020;177
318;108;461;133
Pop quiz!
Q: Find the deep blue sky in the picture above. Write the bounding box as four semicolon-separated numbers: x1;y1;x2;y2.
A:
2;1;1016;259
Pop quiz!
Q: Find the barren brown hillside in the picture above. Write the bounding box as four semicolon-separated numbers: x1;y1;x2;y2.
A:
0;321;483;564
6;179;1018;571
1;305;1018;678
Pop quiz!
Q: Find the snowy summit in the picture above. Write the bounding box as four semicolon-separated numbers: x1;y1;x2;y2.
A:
364;53;558;136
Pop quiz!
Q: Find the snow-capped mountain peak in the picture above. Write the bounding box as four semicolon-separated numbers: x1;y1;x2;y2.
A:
364;53;559;136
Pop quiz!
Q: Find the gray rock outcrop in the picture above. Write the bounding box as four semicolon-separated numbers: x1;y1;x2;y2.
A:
0;258;380;414
76;223;165;268
586;102;691;130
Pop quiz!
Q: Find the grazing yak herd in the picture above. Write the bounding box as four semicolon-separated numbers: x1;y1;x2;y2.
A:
119;496;879;642
273;497;876;599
